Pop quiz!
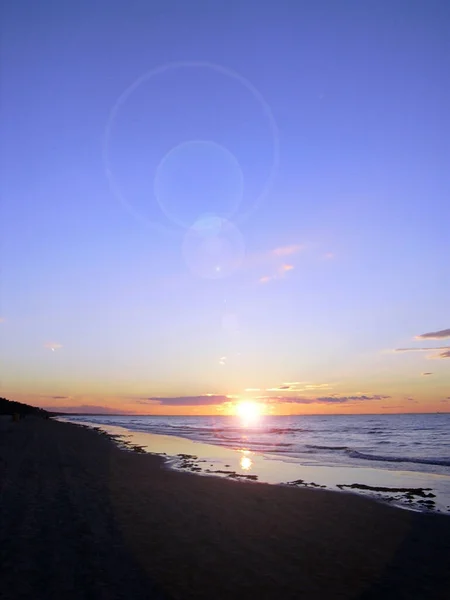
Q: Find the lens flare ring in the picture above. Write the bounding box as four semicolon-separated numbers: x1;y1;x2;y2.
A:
103;61;280;232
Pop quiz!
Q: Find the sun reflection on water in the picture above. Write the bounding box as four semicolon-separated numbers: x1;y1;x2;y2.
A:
240;453;253;471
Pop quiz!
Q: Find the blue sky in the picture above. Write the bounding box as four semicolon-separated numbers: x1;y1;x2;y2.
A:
1;0;449;413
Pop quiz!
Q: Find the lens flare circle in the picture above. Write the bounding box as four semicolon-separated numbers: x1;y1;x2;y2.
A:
103;61;279;231
182;215;245;279
154;140;244;229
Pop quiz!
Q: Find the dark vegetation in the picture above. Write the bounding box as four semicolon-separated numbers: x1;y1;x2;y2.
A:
0;397;50;418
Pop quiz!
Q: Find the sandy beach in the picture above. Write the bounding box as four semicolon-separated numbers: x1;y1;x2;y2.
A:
1;417;449;600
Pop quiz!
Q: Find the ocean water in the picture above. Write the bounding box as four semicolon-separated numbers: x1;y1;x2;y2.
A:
63;413;450;513
65;413;450;474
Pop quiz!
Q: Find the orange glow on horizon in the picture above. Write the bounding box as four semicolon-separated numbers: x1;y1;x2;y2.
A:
7;391;450;416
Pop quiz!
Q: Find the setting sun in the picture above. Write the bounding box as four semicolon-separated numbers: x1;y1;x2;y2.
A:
236;401;262;422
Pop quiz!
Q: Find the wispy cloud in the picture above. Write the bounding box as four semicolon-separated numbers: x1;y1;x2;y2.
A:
42;405;136;414
280;264;294;272
219;356;227;366
415;328;450;340
395;346;450;359
303;383;332;390
0;317;5;323
246;242;303;270
256;394;389;405
395;348;427;352
421;372;433;376
405;397;419;404
44;342;63;351
259;263;295;284
314;394;389;403
136;395;231;406
392;328;450;361
255;243;304;283
272;244;304;257
266;382;332;392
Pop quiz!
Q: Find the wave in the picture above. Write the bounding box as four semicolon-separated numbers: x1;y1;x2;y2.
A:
346;450;450;468
306;444;349;451
65;415;450;471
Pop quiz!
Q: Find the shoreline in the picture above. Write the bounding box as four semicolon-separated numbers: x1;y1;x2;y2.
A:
2;416;450;599
64;417;450;515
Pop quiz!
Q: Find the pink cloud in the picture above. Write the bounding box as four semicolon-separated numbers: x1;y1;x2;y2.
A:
280;263;294;272
272;244;304;257
259;263;295;284
415;328;450;340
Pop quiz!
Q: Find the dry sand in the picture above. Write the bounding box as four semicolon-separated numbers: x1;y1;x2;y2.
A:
1;417;449;600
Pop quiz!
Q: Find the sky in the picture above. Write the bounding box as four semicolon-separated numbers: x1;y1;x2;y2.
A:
1;0;449;415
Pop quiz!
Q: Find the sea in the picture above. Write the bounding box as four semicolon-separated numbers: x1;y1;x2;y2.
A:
61;413;450;514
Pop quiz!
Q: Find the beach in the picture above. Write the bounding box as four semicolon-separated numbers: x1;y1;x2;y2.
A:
1;417;449;599
62;413;450;514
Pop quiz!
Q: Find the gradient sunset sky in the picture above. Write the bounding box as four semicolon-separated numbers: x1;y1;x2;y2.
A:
1;0;449;415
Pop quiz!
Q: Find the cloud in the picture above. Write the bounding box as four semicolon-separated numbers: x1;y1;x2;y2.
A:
256;244;304;283
245;242;303;272
266;383;297;391
266;382;331;392
280;264;294;272
136;395;231;406
257;394;389;405
245;388;261;392
395;346;450;357
315;394;389;403
259;264;295;284
421;372;433;376
272;244;304;257
0;317;5;323
44;342;63;351
440;399;449;404
415;328;450;340
394;330;450;360
323;252;335;260
303;383;332;390
42;405;135;414
219;356;227;366
268;386;291;391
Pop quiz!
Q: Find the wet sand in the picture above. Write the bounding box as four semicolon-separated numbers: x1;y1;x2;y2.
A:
77;420;449;514
1;417;449;599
